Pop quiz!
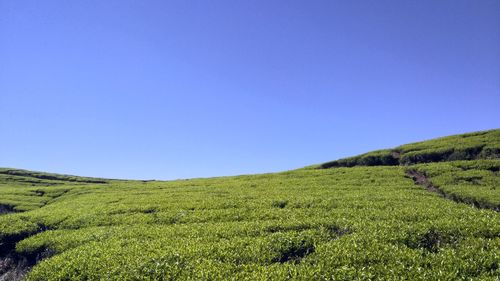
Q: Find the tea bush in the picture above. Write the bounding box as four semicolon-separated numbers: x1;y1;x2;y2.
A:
0;130;498;280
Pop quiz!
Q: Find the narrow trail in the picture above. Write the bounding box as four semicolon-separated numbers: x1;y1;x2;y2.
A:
406;170;445;195
406;170;499;212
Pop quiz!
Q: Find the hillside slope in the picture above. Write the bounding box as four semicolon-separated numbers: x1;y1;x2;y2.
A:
1;129;499;280
319;129;500;168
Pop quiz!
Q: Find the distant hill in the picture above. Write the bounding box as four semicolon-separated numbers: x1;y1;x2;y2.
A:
318;129;499;168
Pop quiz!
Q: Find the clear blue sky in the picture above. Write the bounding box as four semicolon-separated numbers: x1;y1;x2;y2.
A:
1;1;499;180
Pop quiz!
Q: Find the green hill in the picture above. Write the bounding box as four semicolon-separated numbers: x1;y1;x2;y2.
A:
319;129;500;168
1;129;499;280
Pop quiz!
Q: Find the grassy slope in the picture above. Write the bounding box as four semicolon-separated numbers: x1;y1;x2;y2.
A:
319;129;500;168
0;129;499;280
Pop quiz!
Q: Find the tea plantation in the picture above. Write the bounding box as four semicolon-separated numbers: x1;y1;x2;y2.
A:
0;129;499;280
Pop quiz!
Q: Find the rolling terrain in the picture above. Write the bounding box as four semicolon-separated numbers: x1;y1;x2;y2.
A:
1;129;499;280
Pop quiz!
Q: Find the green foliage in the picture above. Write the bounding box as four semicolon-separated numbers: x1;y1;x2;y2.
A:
0;130;499;280
409;160;500;210
0;168;109;184
268;232;315;263
320;129;500;167
320;149;399;168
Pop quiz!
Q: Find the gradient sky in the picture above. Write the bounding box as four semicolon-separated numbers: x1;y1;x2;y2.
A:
1;0;499;180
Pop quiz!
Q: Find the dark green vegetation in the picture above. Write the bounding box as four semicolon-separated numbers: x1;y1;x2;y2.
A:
1;129;499;280
320;129;500;168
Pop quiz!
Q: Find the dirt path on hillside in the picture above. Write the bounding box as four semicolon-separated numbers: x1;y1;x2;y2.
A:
406;170;444;195
406;170;499;212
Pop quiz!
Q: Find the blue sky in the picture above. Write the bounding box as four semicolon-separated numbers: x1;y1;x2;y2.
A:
1;0;499;180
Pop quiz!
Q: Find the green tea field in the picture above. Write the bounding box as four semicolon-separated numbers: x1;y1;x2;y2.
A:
1;129;499;280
